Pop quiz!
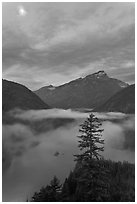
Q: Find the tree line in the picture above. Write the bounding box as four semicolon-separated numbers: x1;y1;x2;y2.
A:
29;113;135;202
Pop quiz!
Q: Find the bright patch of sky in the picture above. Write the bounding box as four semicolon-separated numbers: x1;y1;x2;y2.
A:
2;2;135;90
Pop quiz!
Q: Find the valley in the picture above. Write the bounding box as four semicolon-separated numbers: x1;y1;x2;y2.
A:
2;108;135;201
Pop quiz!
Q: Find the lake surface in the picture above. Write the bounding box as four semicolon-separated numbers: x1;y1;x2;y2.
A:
2;109;135;201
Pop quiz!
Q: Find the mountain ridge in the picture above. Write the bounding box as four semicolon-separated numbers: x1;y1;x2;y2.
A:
34;70;129;109
94;84;135;113
2;79;50;112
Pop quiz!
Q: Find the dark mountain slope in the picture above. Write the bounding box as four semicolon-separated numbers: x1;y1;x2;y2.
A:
2;79;49;112
35;71;128;109
94;84;135;113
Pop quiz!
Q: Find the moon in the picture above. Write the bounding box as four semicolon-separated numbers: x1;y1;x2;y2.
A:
17;6;27;17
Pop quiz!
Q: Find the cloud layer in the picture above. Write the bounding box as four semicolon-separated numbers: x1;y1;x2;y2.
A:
3;109;135;201
3;108;134;173
3;3;135;90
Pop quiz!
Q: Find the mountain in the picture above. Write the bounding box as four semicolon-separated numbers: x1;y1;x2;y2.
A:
34;71;128;109
2;79;49;112
94;84;135;113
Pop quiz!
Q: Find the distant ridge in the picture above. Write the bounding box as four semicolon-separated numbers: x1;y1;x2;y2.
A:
35;70;128;109
2;79;49;112
94;84;135;113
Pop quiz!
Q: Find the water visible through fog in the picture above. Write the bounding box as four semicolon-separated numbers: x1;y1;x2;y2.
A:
2;109;135;201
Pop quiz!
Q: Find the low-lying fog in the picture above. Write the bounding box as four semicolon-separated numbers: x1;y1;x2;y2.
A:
2;109;135;202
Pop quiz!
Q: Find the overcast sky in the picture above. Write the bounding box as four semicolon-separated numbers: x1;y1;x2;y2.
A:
2;2;135;90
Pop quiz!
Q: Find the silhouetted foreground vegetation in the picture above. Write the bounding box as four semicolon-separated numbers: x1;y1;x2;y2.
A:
30;160;134;202
30;113;135;202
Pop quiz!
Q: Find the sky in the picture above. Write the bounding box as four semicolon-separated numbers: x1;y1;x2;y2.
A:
2;2;135;90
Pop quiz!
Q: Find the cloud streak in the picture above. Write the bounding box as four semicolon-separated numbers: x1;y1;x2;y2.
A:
2;3;135;90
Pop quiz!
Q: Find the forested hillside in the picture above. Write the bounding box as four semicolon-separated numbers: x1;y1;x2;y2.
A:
30;113;135;202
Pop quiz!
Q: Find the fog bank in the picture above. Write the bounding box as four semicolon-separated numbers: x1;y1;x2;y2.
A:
3;109;135;201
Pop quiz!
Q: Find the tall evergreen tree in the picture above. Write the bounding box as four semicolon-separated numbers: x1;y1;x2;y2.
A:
29;113;134;202
74;113;104;162
74;113;110;201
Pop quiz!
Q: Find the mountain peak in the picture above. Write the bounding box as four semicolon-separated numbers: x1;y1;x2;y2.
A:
46;85;56;90
85;70;108;79
47;85;54;88
93;70;108;77
94;70;107;75
35;70;128;109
